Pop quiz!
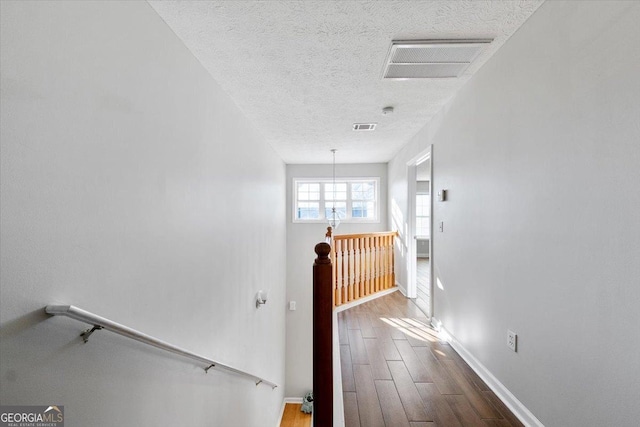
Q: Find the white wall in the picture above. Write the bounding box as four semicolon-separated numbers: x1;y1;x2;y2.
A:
388;119;442;294
0;2;286;426
390;1;640;426
285;163;387;397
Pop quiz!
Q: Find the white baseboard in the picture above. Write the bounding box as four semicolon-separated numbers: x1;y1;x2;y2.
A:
396;282;408;297
334;287;399;313
431;317;544;427
333;311;345;427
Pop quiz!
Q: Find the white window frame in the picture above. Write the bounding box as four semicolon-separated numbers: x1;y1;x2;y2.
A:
292;177;380;224
415;192;430;238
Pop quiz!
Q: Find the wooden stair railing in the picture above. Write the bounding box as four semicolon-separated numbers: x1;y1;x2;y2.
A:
312;229;396;425
326;228;398;307
313;242;333;427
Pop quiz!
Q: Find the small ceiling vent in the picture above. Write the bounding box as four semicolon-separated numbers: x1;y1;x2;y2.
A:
353;123;377;131
383;39;492;79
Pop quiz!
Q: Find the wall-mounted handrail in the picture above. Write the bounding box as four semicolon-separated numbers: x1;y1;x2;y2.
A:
45;305;277;389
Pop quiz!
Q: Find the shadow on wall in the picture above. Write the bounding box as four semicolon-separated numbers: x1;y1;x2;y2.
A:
0;309;50;339
391;198;407;257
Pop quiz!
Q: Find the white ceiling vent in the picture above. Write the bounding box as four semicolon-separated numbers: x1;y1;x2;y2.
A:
383;39;493;79
353;123;377;131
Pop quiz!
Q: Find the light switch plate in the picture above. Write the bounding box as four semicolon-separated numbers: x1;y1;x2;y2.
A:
507;330;517;352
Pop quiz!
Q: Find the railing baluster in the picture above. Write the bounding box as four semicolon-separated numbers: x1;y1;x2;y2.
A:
356;237;363;298
331;240;342;307
335;240;342;306
390;234;396;287
328;232;397;307
379;236;384;291
365;236;371;296
352;238;358;301
374;236;378;294
383;235;389;289
351;239;356;301
388;235;392;288
344;239;353;301
341;240;346;304
378;236;383;291
379;236;383;291
380;236;385;290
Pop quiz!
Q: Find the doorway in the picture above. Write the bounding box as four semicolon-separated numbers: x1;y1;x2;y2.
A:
414;158;432;317
407;147;433;318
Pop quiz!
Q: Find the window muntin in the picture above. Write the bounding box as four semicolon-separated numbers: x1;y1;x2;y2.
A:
293;178;379;223
351;181;376;219
415;193;430;237
295;182;321;219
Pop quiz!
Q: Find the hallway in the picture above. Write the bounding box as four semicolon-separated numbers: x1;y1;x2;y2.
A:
338;292;523;426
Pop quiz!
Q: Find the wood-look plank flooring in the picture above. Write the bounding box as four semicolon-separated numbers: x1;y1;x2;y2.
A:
415;257;431;318
339;292;523;427
280;403;312;427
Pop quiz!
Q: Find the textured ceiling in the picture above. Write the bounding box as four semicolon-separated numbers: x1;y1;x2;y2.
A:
149;1;543;164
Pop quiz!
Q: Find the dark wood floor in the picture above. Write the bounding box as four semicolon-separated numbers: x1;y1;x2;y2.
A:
338;292;523;427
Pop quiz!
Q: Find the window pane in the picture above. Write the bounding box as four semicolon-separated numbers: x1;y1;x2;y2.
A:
325;202;346;219
352;181;375;200
416;194;430;235
416;218;430;237
325;183;347;201
297;202;319;219
298;182;320;201
352;201;365;218
416;194;430;216
352;201;375;218
363;182;374;199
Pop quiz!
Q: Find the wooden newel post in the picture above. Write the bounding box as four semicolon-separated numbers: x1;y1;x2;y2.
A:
313;242;333;427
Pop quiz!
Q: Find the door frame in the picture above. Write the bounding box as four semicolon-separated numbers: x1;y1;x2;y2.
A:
406;146;433;316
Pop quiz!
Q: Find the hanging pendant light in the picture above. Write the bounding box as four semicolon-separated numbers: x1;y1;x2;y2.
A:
328;149;343;231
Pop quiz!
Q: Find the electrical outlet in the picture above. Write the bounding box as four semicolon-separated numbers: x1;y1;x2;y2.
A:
289;301;296;311
507;330;517;352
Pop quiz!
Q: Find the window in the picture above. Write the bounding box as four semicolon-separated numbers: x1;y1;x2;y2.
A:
293;178;379;223
416;193;430;237
296;182;320;219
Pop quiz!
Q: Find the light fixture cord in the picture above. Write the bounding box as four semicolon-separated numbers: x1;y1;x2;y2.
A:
332;149;337;214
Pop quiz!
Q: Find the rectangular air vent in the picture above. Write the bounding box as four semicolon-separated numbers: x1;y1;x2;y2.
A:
353;123;377;131
383;39;492;79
